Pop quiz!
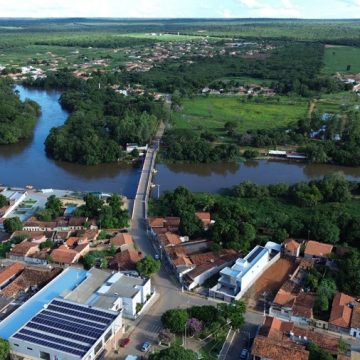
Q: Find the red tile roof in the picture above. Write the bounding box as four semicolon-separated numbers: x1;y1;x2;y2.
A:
329;292;355;328
11;241;39;256
0;262;25;286
284;238;301;252
351;304;360;329
51;247;79;264
305;241;333;257
110;249;142;271
195;212;212;226
110;233;133;247
252;336;309;360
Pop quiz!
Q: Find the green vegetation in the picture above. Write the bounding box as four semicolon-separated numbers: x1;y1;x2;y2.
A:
173;96;308;140
0;195;7;208
323;46;360;75
37;195;63;221
75;193;129;229
136;256;161;277
161;309;189;334
0;78;40;144
82;246;117;270
0;235;27;258
149;345;197;360
3;217;23;233
0;338;9;360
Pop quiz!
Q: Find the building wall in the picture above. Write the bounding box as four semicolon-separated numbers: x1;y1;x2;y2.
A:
240;251;269;291
140;278;152;303
350;327;360;339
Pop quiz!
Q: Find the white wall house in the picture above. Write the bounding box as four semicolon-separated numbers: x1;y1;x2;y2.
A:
350;306;360;339
66;268;153;319
209;242;281;302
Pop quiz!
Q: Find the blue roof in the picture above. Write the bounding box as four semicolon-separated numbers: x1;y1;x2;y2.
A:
0;267;88;340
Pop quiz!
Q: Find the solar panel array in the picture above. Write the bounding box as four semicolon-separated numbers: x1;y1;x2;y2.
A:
11;298;119;358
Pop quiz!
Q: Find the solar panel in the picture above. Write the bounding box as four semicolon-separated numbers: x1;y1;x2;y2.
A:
26;322;97;345
47;305;111;325
19;329;89;352
51;299;117;320
13;333;86;357
247;246;264;263
41;310;106;330
32;315;103;338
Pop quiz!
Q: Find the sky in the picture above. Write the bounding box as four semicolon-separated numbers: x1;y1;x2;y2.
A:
0;0;359;19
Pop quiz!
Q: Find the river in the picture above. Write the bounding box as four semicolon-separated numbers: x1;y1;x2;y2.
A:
2;86;360;197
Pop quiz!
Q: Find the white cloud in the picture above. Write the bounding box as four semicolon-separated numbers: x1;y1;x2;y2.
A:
222;8;234;18
236;0;301;17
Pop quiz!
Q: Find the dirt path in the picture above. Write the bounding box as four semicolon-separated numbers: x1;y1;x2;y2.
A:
308;100;316;118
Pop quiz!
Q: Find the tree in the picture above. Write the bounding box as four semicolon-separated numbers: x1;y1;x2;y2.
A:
0;338;9;360
44;195;63;219
187;318;203;335
39;239;54;250
243;149;259;159
136;256;161;277
3;217;22;233
217;301;246;329
224;121;238;135
307;342;333;360
0;194;7;208
149;345;197;360
179;211;203;238
161;309;189;334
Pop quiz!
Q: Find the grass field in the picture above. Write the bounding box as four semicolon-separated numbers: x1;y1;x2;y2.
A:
173;96;308;139
314;92;360;114
323;46;360;75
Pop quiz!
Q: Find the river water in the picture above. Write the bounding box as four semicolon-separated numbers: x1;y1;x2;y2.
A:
2;86;360;197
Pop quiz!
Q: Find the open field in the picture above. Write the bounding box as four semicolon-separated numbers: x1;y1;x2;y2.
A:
314;92;360;114
323;46;360;75
173;96;308;140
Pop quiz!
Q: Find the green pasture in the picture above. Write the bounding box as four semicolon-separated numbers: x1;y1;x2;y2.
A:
323;46;360;75
173;96;308;139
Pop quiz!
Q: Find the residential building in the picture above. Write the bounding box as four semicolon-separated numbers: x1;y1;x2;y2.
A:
50;246;81;265
66;268;152;319
23;216;88;232
0;262;25;289
9;297;123;360
304;240;333;261
329;292;355;333
109;249;142;271
283;238;301;257
195;212;214;230
209;242;281;301
350;304;360;339
110;233;134;251
8;240;40;261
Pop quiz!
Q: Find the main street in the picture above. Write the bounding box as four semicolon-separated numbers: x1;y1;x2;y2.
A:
114;122;264;359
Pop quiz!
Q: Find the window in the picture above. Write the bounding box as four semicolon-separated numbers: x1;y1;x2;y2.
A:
27;347;33;351
94;341;102;354
104;329;112;342
39;351;50;360
13;344;19;347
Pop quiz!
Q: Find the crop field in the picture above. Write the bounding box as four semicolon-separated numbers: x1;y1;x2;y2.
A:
173;96;308;139
323;46;360;75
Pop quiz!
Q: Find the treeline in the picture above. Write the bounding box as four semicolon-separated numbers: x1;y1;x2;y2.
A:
123;43;346;96
26;71;166;165
238;110;360;166
161;129;239;163
151;174;360;251
0;78;41;144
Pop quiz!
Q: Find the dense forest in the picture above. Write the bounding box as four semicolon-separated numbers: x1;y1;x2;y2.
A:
0;78;41;144
25;72;166;165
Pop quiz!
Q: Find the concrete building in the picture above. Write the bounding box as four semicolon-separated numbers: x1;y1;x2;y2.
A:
350;305;360;339
209;242;281;301
9;297;123;360
66;268;152;319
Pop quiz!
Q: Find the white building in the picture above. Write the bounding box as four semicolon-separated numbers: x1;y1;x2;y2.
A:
350;305;360;339
209;242;281;302
66;268;153;319
9;297;123;360
126;143;149;154
0;189;27;231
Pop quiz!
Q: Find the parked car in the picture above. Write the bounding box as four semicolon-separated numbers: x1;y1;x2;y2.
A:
120;338;130;347
240;349;248;359
141;341;151;352
154;254;160;260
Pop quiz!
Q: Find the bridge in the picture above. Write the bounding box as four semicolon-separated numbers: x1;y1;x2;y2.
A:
130;122;165;224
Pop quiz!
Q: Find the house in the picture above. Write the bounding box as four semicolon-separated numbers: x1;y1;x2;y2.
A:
50;245;81;265
110;233;134;251
304;240;333;261
109;249;143;271
8;241;40;261
160;232;182;247
252;336;309;360
209;242;281;302
283;238;301;257
195;212;214;229
66;268;152;319
329;292;355;333
350;305;360;339
0;263;25;289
